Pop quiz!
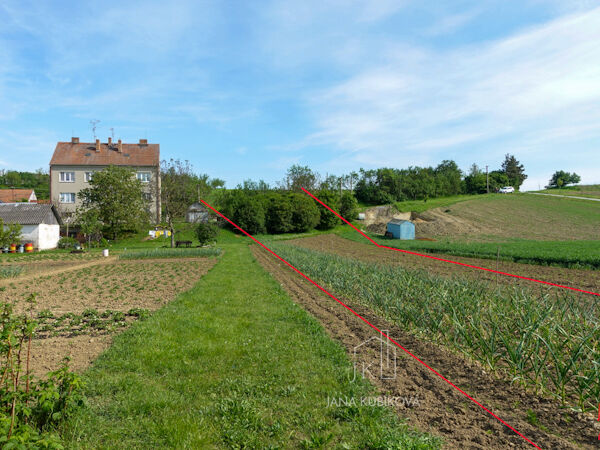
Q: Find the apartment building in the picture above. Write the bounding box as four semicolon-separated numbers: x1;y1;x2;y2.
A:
49;137;161;223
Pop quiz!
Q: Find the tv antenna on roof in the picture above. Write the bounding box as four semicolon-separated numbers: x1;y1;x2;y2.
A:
90;119;100;140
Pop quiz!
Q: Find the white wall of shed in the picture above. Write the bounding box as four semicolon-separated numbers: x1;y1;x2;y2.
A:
37;224;60;250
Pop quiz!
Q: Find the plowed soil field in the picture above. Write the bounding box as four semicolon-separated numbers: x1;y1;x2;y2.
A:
2;256;218;375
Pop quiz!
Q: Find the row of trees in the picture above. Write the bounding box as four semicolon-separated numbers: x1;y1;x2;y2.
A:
216;189;358;235
264;154;527;205
6;154;583;244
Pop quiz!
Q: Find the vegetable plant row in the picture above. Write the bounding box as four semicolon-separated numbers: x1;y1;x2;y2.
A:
270;242;600;412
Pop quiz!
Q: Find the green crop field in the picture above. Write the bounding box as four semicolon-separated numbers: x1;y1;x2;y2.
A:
61;232;439;449
270;242;600;412
337;228;600;269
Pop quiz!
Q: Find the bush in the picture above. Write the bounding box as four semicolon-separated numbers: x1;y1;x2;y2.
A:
265;195;294;234
0;219;22;248
289;194;320;232
339;192;358;222
218;190;266;235
57;236;78;249
233;196;266;234
314;190;340;230
195;223;219;245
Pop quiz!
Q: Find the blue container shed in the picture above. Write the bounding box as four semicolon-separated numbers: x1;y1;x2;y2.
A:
386;219;415;240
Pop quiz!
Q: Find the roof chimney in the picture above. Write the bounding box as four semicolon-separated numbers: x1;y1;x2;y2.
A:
71;137;79;144
108;137;112;145
118;139;123;153
95;139;100;152
139;138;148;146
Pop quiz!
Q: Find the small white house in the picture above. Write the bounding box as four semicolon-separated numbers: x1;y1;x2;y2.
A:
0;203;62;250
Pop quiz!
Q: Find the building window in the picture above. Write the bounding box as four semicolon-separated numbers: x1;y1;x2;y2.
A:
59;193;76;203
142;192;152;201
84;172;95;182
59;172;75;182
137;172;151;183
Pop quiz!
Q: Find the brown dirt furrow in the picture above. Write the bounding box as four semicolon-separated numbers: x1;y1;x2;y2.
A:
285;234;600;296
251;245;598;449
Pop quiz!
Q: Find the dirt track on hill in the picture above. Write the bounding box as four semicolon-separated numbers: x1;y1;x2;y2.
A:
251;245;599;449
285;234;600;297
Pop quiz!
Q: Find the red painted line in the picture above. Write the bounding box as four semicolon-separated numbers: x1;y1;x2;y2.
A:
597;404;599;440
199;198;542;450
301;188;600;297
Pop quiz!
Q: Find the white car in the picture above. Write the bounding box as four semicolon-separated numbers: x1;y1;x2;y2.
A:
498;186;515;193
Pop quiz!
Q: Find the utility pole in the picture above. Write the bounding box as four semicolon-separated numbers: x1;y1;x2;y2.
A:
486;165;489;194
339;178;342;198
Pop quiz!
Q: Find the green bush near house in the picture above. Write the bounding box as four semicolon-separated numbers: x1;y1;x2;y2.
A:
195;223;219;246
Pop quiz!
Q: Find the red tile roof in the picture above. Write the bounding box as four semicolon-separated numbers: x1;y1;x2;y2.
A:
0;189;35;203
50;141;159;167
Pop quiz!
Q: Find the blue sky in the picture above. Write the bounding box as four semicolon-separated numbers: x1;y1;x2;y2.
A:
1;0;599;190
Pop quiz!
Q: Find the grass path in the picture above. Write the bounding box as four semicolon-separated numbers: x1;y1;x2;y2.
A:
62;238;438;448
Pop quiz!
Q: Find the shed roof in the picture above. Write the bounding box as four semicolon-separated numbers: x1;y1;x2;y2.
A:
0;189;34;203
50;141;159;167
0;203;62;225
187;202;207;212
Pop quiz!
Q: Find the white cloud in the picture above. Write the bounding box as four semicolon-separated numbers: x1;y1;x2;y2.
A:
303;7;600;173
423;9;481;37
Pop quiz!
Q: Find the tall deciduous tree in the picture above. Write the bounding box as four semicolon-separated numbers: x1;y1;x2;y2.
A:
548;171;581;188
161;159;224;247
79;166;148;240
281;165;320;191
76;206;103;248
339;191;358;221
161;159;200;248
501;154;527;190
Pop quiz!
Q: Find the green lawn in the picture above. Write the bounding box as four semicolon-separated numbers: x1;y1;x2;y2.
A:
62;231;439;448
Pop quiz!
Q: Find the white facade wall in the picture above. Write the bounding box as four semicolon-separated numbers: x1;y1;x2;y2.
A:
8;224;60;250
37;224;60;250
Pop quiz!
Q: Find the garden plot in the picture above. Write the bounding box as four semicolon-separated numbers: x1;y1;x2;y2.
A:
1;256;218;375
252;244;599;448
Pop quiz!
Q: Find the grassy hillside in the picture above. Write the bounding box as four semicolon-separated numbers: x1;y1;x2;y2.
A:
430;193;599;241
